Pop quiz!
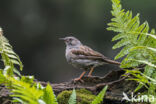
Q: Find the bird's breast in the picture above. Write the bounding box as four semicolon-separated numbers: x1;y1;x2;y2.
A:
65;49;73;63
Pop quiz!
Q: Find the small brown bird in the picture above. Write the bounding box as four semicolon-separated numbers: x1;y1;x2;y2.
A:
60;36;120;81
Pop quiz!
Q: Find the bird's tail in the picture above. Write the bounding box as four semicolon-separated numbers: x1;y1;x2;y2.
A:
102;57;120;65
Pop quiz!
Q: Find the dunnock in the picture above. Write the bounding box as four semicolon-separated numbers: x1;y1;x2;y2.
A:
60;36;120;81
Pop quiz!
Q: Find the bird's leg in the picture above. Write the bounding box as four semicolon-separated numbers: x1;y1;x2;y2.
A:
88;67;94;77
74;71;86;81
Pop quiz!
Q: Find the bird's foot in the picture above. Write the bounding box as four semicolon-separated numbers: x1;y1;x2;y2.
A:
87;75;92;77
73;78;84;83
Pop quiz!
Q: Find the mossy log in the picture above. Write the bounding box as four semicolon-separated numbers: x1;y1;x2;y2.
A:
0;69;144;104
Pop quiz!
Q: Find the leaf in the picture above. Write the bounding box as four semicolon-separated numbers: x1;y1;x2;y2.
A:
12;98;25;104
130;46;156;53
112;33;126;41
126;14;139;31
107;0;152;65
0;71;7;84
0;28;23;75
144;33;156;40
114;45;132;60
21;76;34;84
91;85;108;104
42;83;58;104
134;84;144;92
113;38;130;49
108;0;156;99
9;78;43;104
133;59;156;68
3;66;13;76
38;99;46;104
13;68;21;76
68;89;76;104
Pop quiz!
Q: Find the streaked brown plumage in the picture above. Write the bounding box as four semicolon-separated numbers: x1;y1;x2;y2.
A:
60;36;120;81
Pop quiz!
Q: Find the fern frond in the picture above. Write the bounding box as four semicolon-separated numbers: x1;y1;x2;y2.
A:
0;28;23;76
68;89;76;104
9;77;43;104
3;66;14;76
130;59;156;68
114;45;132;60
1;74;59;104
141;73;156;84
129;30;156;40
42;83;58;104
0;70;7;84
107;0;153;65
146;29;156;48
91;85;108;104
108;0;156;96
130;46;156;53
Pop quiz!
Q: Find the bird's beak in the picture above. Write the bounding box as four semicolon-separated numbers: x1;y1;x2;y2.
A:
59;38;66;41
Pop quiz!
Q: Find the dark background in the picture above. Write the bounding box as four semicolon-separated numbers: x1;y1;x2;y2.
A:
0;0;155;82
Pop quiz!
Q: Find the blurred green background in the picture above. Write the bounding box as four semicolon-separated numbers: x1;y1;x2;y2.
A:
0;0;155;82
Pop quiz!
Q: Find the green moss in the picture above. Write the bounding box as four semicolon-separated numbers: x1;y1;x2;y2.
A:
57;89;95;104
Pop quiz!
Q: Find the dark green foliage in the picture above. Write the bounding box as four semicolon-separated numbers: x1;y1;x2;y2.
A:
42;83;58;104
0;70;7;84
0;73;59;104
108;0;156;103
0;29;23;76
107;0;156;68
91;85;108;104
68;89;76;104
10;77;43;104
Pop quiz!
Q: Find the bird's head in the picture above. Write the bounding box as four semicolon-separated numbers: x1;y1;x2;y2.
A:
60;36;82;47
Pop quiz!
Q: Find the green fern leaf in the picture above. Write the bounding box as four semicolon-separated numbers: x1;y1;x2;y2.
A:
91;85;108;104
3;66;13;76
137;22;149;45
68;89;76;104
42;83;58;104
112;38;130;49
146;29;156;48
0;28;23;76
107;0;155;69
112;33;126;41
133;59;156;68
144;32;156;40
0;70;7;84
130;46;156;52
9;78;43;104
109;0;156;98
134;65;155;92
114;45;132;60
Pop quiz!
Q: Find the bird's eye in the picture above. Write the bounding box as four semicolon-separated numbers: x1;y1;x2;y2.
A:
69;38;72;41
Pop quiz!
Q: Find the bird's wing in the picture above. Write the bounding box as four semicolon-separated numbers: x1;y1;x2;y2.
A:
71;45;121;65
71;45;105;60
